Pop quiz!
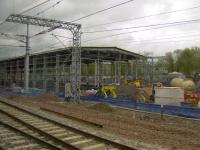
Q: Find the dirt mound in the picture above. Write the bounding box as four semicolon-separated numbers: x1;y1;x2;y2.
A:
31;93;60;102
5;93;61;103
89;103;113;113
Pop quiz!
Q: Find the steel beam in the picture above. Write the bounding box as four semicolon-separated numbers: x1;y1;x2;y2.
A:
32;57;36;88
6;14;81;100
25;24;30;92
55;54;59;94
6;14;80;30
43;55;47;89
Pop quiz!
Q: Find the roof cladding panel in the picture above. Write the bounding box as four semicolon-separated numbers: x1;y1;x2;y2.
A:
0;47;145;63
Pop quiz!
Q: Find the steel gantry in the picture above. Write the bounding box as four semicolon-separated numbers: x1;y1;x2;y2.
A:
6;14;81;100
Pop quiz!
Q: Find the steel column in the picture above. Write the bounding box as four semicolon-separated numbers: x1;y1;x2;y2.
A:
55;54;59;94
24;24;30;92
32;57;36;88
6;14;82;100
43;55;47;89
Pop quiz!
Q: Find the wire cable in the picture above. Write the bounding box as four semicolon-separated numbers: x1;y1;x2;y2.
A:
0;0;51;27
119;38;200;45
34;0;64;16
84;4;200;29
83;18;200;33
70;0;135;23
33;0;135;36
122;34;200;44
87;32;200;44
83;20;200;42
20;0;51;15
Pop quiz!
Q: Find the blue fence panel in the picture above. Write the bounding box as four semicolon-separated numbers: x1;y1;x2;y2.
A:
136;102;161;113
164;105;200;119
81;95;200;119
81;96;137;109
0;88;46;96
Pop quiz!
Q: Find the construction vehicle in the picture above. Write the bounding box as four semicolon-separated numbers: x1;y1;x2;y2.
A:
122;79;142;88
95;84;117;98
101;84;117;98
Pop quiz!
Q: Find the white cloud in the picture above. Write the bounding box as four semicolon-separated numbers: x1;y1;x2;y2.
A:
0;0;200;59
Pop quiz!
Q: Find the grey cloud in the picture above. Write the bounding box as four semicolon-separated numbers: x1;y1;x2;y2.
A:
0;0;200;59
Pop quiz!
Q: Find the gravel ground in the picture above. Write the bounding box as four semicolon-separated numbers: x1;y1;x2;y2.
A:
3;93;200;150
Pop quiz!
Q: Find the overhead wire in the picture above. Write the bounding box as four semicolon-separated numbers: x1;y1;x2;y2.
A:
2;0;200;54
0;0;63;51
0;44;26;48
70;0;135;23
83;18;200;33
20;0;52;15
33;0;135;36
84;3;200;29
83;20;200;42
0;0;53;49
34;0;64;16
0;0;51;27
87;38;200;48
123;34;200;44
86;32;200;44
119;38;200;45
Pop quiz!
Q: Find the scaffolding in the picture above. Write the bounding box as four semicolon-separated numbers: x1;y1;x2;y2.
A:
0;47;148;95
5;14;81;100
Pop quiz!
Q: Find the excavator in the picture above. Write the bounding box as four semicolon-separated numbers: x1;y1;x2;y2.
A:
96;78;142;98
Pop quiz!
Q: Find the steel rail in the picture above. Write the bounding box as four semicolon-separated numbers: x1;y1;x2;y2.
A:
0;109;80;150
0;120;62;150
0;98;137;150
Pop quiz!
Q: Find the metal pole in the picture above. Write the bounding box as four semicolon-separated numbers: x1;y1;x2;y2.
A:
151;57;154;84
135;59;138;79
55;54;60;94
94;60;97;87
25;24;29;92
114;61;117;83
32;57;36;88
118;54;121;83
43;55;47;89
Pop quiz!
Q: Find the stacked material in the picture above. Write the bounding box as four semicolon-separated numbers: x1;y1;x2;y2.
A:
116;84;138;99
182;80;195;91
89;103;113;113
155;87;184;106
170;78;184;87
116;85;151;101
170;78;195;91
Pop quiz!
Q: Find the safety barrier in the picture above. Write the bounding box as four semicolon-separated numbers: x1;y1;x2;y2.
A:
163;105;200;119
0;88;46;96
81;95;200;119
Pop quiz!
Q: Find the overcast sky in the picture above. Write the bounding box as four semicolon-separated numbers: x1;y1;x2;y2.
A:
0;0;200;59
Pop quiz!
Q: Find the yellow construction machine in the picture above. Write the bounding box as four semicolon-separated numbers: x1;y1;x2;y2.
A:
101;84;117;98
122;79;142;88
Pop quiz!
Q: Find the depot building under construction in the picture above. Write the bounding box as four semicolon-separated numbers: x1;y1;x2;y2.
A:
0;46;153;95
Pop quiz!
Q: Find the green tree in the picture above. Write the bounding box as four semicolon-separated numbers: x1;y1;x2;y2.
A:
165;52;174;72
175;47;200;75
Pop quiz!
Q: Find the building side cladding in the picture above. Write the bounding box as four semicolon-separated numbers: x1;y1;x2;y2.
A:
0;47;146;94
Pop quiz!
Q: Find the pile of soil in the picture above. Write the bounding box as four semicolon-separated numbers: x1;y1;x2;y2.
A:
88;102;113;113
30;93;61;102
3;93;200;149
4;93;61;107
116;85;152;101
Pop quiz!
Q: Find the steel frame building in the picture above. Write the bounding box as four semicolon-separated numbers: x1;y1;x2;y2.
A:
0;47;152;95
5;13;81;100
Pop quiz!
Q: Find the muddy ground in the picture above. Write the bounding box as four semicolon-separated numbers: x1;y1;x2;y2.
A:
3;93;200;150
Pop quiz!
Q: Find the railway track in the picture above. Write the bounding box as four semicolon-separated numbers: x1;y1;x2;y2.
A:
0;98;137;150
0;117;60;150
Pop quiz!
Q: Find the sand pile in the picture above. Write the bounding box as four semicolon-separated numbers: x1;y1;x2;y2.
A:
6;93;61;103
31;93;61;102
116;84;138;98
89;103;113;113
